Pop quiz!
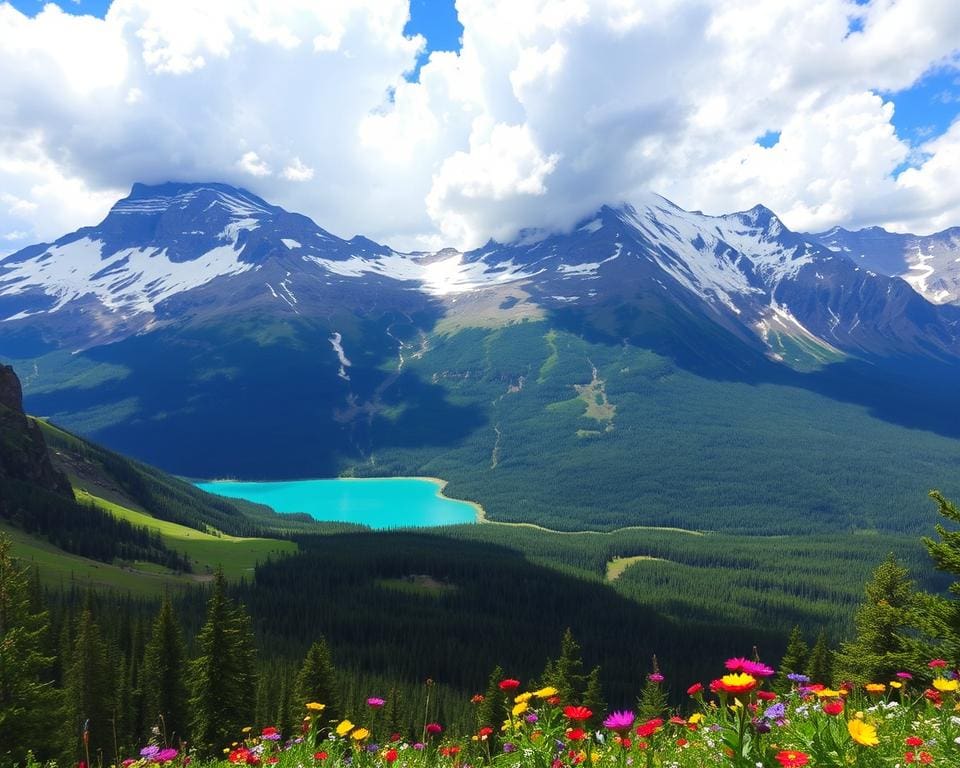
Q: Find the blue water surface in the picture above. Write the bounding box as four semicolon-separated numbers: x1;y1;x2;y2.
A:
195;477;478;529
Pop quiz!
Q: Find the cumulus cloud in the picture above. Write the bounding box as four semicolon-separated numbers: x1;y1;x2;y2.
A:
0;0;959;255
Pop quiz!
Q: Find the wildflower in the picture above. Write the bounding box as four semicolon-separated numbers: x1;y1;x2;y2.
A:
566;728;586;742
351;728;370;741
499;679;521;691
635;719;663;738
153;750;177;763
512;702;529;717
757;690;777;701
564;706;593;722
313;751;328;760
141;747;160;758
514;692;532;703
306;702;326;711
933;677;958;692
929;659;949;668
686;683;703;695
787;673;810;684
906;736;924;747
813;688;842;698
847;719;879;747
764;703;786;721
716;673;757;695
367;697;386;708
725;658;775;678
890;681;903;689
262;727;280;741
897;672;914;680
335;720;354;737
384;749;398;763
822;700;844;716
648;673;664;683
426;723;443;736
864;683;886;695
774;750;809;767
534;686;558;698
603;711;635;734
525;713;539;724
478;727;494;739
471;694;485;704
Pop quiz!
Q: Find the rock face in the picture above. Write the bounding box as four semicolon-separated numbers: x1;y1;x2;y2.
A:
0;364;72;499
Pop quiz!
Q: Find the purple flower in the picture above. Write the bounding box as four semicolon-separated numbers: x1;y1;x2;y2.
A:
140;747;160;758
787;673;810;683
367;697;386;709
648;673;664;683
502;743;516;753
750;718;771;734
602;711;635;733
525;713;538;723
366;744;380;753
412;743;425;751
763;703;786;721
152;749;177;763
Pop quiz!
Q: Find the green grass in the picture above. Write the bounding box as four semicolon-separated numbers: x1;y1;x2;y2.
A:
74;489;297;579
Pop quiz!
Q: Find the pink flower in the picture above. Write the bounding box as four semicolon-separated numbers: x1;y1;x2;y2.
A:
603;711;636;734
725;657;775;677
367;697;386;709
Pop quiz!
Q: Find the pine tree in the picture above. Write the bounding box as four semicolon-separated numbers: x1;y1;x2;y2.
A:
476;665;506;743
834;554;921;683
64;602;114;766
141;596;188;745
776;627;809;691
581;666;605;729
636;655;668;721
296;637;341;725
189;568;257;755
0;533;59;764
540;628;586;704
921;491;960;661
805;629;833;686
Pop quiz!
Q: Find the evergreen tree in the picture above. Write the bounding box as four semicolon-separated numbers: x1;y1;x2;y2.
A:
834;554;921;683
540;629;586;704
581;666;605;729
141;596;188;745
921;491;960;661
636;655;668;721
776;627;809;691
805;629;833;686
64;602;114;766
296;637;341;725
0;533;59;764
189;568;257;755
476;666;506;742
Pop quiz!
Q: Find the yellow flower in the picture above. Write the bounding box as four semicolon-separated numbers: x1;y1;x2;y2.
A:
512;701;529;716
351;728;370;741
864;683;885;694
306;702;326;711
533;686;558;698
688;713;703;724
933;677;959;692
336;720;355;736
847;719;879;747
590;753;601;763
890;681;902;689
814;688;842;698
514;692;532;703
241;727;252;734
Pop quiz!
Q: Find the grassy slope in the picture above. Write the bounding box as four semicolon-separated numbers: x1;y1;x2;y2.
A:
74;489;296;580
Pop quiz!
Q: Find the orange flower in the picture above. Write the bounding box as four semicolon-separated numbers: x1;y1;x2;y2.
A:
716;673;757;695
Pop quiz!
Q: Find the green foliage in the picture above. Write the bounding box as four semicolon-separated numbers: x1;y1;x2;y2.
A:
0;534;59;766
189;569;257;755
834;554;923;683
64;602;114;766
142;597;188;745
636;655;668;721
539;629;586;705
775;627;809;691
296;639;341;725
805;629;833;686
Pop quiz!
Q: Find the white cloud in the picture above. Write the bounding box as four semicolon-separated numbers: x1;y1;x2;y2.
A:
281;157;314;181
238;151;272;177
0;0;959;254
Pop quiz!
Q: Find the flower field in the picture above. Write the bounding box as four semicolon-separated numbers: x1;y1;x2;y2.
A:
110;658;960;768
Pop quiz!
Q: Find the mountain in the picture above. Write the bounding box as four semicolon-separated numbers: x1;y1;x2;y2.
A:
3;183;960;534
808;224;960;305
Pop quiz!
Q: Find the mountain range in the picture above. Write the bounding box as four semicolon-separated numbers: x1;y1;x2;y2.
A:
2;182;960;533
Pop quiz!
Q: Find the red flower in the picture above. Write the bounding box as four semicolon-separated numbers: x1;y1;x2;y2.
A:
426;722;443;735
470;694;485;704
566;728;586;741
757;690;777;701
920;752;933;764
635;718;663;738
668;716;687;725
262;727;279;738
313;752;328;761
478;727;494;739
686;682;703;696
929;659;948;668
774;750;809;768
676;738;688;747
385;749;398;763
906;736;924;747
499;679;521;691
906;752;916;764
822;700;844;716
266;759;278;765
563;706;593;721
547;695;562;706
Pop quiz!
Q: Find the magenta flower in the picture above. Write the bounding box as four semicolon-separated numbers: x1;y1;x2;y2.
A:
367;697;386;709
725;658;775;677
152;749;177;763
426;723;443;736
603;710;636;733
648;673;665;683
896;671;913;680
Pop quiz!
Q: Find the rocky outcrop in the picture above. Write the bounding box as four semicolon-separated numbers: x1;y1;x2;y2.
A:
0;364;72;498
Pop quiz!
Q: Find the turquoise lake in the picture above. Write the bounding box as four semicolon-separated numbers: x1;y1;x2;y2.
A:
195;477;478;529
